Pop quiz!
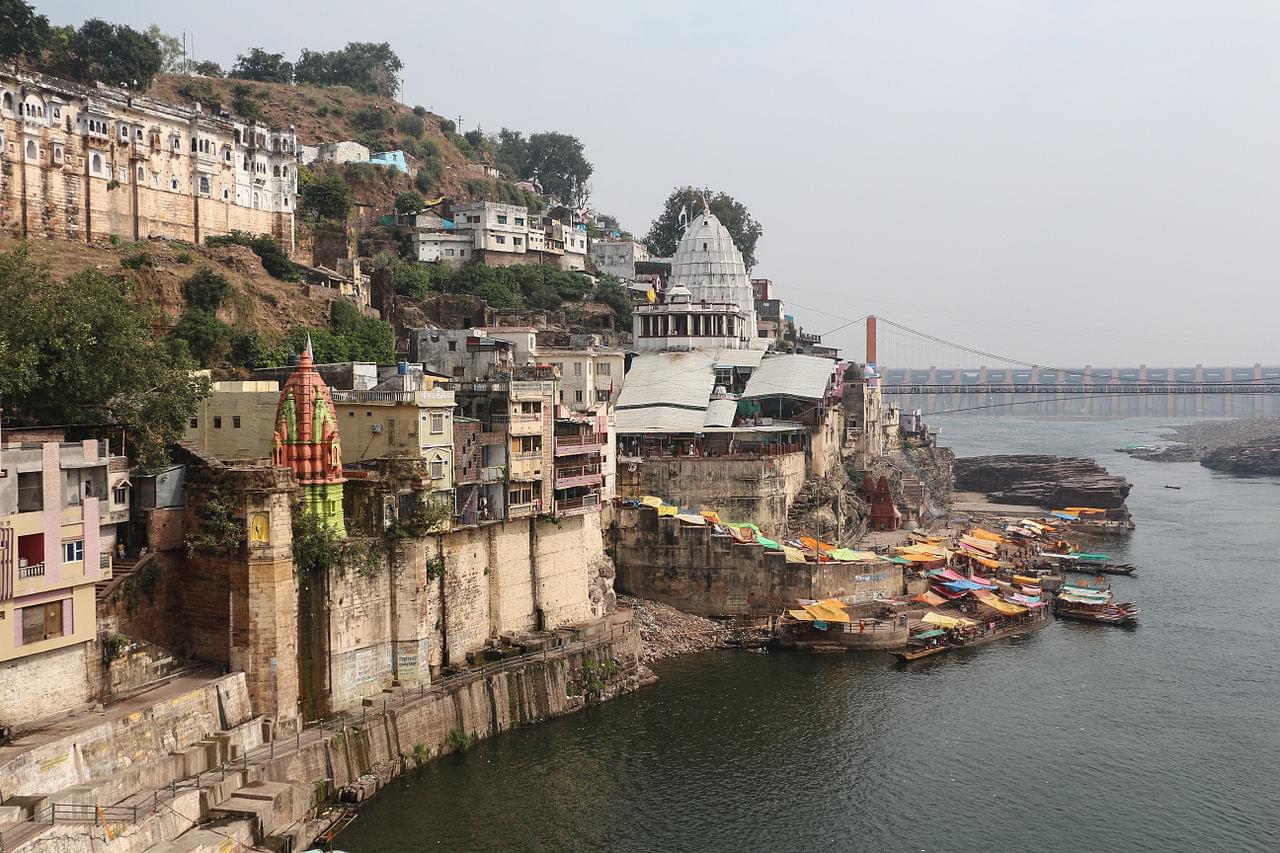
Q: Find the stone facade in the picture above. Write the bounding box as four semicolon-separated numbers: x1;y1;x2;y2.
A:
617;451;808;534
613;506;904;618
0;70;295;248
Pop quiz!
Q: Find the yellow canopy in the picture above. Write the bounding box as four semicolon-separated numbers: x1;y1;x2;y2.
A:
1063;507;1107;516
804;601;851;623
959;535;998;555
971;554;1005;570
974;591;1027;616
657;504;677;517
920;611;976;629
701;510;722;524
783;546;808;564
640;495;664;508
971;528;1007;544
895;543;948;557
1012;574;1042;586
817;598;849;610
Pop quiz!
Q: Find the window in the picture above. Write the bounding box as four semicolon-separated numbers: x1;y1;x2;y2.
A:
496;214;508;224
510;485;533;505
515;217;524;226
430;413;445;434
430;460;445;480
444;248;455;257
189;417;198;428
223;187;230;201
574;390;584;403
20;602;64;645
448;340;457;351
137;165;145;182
496;235;506;245
213;416;223;429
596;389;609;402
596;362;611;376
574;362;583;376
63;539;85;563
224;149;232;163
52;144;63;164
233;416;242;428
112;484;128;505
25;140;37;161
513;237;523;246
171;177;180;191
199;176;210;195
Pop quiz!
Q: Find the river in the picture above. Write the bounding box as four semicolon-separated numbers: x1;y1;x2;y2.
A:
335;418;1280;852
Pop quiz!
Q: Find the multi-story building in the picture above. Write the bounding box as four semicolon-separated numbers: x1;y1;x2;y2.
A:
185;381;282;459
590;239;651;280
539;337;626;412
0;437;130;728
412;230;474;265
409;328;515;380
0;69;297;248
548;220;588;271
552;416;605;517
450;201;534;266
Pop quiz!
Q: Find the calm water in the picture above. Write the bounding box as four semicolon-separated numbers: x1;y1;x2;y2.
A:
337;419;1280;852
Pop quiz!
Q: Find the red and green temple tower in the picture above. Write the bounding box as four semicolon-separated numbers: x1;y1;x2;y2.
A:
272;339;346;534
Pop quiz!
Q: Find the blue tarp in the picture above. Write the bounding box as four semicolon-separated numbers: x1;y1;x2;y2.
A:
943;579;986;591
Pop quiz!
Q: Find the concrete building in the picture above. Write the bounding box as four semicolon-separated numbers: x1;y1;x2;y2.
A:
185;381;281;460
310;140;370;165
409;328;515;380
450;201;533;264
550;221;589;271
0;69;297;248
590;239;651;280
412;230;473;265
368;150;408;173
539;338;626;412
0;438;129;729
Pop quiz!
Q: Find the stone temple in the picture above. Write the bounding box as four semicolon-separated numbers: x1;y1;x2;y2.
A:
273;340;346;534
633;209;762;351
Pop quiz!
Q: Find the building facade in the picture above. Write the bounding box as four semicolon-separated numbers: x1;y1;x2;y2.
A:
590;239;651;280
0;438;129;728
1;70;297;248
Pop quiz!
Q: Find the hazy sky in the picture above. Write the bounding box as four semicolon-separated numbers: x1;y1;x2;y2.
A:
40;1;1280;366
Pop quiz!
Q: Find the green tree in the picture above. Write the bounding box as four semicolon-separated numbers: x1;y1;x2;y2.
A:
230;48;293;83
170;309;231;367
205;231;298;281
392;263;431;299
297;168;352;222
144;24;184;73
294;42;402;97
0;0;50;64
473;281;522;310
523;132;592;207
593;275;633;328
181;267;231;312
0;246;209;472
192;60;222;77
61;19;164;88
397;113;426;138
395;191;426;215
645;186;764;271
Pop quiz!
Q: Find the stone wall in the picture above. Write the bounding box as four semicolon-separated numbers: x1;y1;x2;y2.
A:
0;642;92;730
613;506;904;618
616;452;808;534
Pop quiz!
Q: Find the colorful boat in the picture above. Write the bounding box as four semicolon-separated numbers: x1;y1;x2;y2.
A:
1052;589;1139;625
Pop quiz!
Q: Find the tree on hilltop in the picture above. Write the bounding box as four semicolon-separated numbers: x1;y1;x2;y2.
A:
0;0;50;64
294;42;402;98
645;186;764;271
43;18;163;88
230;48;294;83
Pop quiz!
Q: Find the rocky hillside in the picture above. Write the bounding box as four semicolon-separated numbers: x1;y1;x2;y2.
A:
1201;437;1280;476
954;455;1132;509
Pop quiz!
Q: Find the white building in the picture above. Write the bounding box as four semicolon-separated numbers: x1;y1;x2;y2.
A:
412;230;474;265
451;201;532;261
632;210;761;352
589;239;651;280
312;141;370;165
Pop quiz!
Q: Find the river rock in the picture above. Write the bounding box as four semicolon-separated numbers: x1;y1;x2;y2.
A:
1200;437;1280;476
954;455;1132;509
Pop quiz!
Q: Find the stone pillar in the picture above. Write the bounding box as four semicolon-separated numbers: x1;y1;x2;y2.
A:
1194;364;1205;417
227;470;300;727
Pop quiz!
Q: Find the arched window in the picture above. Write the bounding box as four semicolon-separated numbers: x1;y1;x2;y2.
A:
252;192;260;209
91;152;102;173
137;165;145;182
272;165;280;177
1;92;12;113
222;187;230;201
282;166;288;177
171;177;179;191
25;140;37;161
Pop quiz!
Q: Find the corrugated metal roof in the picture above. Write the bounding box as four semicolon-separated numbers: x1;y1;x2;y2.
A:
713;349;765;369
740;354;834;401
615;350;719;434
702;398;738;428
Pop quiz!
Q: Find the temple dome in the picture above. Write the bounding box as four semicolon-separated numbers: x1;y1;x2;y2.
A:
668;210;759;346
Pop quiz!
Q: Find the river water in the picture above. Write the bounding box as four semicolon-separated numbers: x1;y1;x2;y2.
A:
336;419;1280;852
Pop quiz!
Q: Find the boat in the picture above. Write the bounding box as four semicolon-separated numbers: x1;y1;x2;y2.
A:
895;644;949;661
1063;563;1137;576
1052;590;1139;625
894;628;951;661
1164;485;1181;490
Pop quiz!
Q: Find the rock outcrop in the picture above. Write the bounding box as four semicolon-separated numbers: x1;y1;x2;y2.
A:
1200;438;1280;476
955;455;1132;509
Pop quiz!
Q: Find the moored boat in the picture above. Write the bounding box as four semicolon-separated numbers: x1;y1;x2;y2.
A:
1052;586;1139;625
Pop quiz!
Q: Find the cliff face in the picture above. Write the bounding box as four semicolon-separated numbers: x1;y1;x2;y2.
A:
1201;438;1280;476
954;455;1131;509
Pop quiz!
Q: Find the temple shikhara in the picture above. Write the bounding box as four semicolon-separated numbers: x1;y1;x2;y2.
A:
273;340;346;534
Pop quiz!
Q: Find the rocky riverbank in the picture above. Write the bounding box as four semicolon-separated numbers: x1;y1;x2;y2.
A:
620;595;729;664
954;454;1132;509
1116;418;1280;475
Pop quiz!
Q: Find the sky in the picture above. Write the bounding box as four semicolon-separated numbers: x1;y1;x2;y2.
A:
38;0;1280;367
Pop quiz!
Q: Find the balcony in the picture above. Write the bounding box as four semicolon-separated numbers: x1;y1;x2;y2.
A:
508;413;543;436
555;434;604;457
554;493;600;517
18;562;45;580
481;465;507;483
554;463;603;489
507;499;541;519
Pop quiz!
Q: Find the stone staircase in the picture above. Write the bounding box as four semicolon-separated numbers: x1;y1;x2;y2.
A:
95;552;154;602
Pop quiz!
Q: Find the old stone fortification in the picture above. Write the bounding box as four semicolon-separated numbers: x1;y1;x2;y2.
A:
1;631;639;853
308;511;607;716
612;506;904;618
617;451;808;533
0;673;260;804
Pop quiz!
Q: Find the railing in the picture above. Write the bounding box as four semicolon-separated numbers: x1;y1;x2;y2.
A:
555;493;600;512
18;562;44;579
0;622;634;851
554;433;603;448
554;464;602;479
507;500;541;518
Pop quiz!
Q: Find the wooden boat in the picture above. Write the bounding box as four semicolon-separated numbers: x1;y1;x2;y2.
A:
895;644;949;661
1064;563;1137;576
1052;597;1139;625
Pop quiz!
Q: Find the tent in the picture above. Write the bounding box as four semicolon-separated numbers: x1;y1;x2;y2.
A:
920;611;977;629
970;528;1007;544
973;591;1027;616
912;591;947;607
640;495;664;508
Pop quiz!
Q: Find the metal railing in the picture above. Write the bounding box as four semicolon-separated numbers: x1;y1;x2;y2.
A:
18;562;44;579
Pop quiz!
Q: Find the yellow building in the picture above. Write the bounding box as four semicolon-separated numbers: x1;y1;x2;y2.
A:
331;388;456;498
0;439;129;728
184;381;281;460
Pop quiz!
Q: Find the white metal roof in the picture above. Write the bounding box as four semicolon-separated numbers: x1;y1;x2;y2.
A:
702;398;739;428
740;354;835;401
713;349;765;370
615;350;719;434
